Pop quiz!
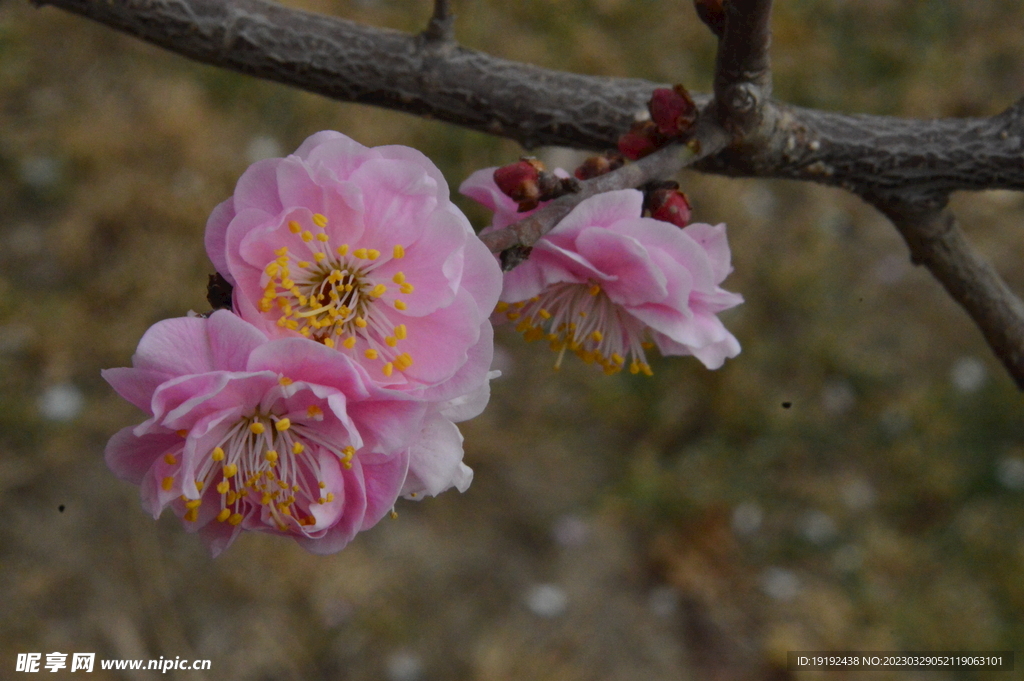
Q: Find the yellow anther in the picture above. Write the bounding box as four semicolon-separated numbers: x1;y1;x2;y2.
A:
316;233;329;242
396;352;414;369
288;220;302;233
513;301;526;309
223;463;238;478
641;363;654;376
176;429;188;437
318;497;326;505
591;331;603;342
195;480;204;491
389;510;399;520
343;336;357;349
394;324;407;339
265;450;279;464
211;447;225;461
312;213;328;228
292;442;304;454
184;508;199;522
278;376;293;386
274;418;291;432
226;491;237;504
589;284;601;296
275;247;288;257
495;301;509;313
336;244;349;256
261;493;272;505
400;283;414;294
629;362;640;375
326;493;335;502
265;262;280;276
286;320;299;330
611;353;625;365
506;312;520;321
355;317;367;328
217;480;230;494
185;499;202;510
301;230;313;242
382;362;394;377
314;252;326;262
216;508;231;522
280;278;294;289
307;405;323;418
161;476;174;491
164;453;177;465
370;283;387;297
228;512;244;525
367;249;380;260
392;272;406;284
249;422;265;435
354;248;369;259
364;348;378;360
394;300;407;310
385;336;398;347
393;244;405;259
539;308;552;319
323;336;336;348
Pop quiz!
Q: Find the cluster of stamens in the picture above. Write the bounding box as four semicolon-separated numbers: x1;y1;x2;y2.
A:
498;282;654;375
258;213;414;377
162;390;355;532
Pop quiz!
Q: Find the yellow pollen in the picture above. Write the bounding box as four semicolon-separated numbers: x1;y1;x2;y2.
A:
383;336;397;347
265;450;279;464
394;300;407;310
215;508;230;523
226;491;237;504
249;422;265;435
354;248;369;259
318;497;326;505
336;244;349;256
275;418;291;431
324;337;336;348
355;317;367;328
390;510;399;520
314;252;326;262
591;331;603;342
185;499;202;510
312;213;328;228
370;284;387;297
589;284;601;296
184;508;199;522
275;247;288;257
228;512;244;525
307;405;323;418
392;272;405;284
278;376;293;386
382;362;394;377
514;301;526;308
212;447;225;461
162;476;174;491
495;302;509;313
261;493;272;505
611;353;625;365
292;442;304;454
395;324;407;339
164;453;177;465
217;480;230;494
393;244;405;258
539;309;552;319
316;233;329;242
506;312;520;321
343;337;357;349
297;260;310;268
396;352;414;369
280;277;294;289
326;493;335;502
265;262;280;276
195;480;204;491
367;249;380;260
400;283;414;294
301;230;313;242
223;463;238;478
364;348;378;360
288;220;302;233
176;429;188;437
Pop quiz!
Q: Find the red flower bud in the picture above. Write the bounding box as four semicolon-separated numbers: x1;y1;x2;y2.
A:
574;152;625;180
648;85;697;138
494;160;543;204
648;188;692;228
617;121;666;161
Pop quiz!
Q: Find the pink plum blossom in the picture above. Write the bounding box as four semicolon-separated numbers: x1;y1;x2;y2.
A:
205;131;502;400
459;175;742;374
103;311;481;557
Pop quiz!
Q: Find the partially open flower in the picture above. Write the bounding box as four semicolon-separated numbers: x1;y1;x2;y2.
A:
103;311;479;556
204;131;502;400
489;190;742;373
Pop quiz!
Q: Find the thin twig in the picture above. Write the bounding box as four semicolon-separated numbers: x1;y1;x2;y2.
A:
713;0;773;135
422;0;454;43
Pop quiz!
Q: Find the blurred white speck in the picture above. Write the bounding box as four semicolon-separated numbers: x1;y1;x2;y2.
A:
950;356;986;393
821;380;855;415
38;384;84;422
996;456;1024;491
246;136;284;164
841;478;876;511
833;544;864;573
647;585;680;619
873;253;908;285
731;502;763;536
525;583;567;618
760;567;799;602
552;514;589;548
385;651;423;681
491;343;514;377
19;156;61;190
536;146;589;173
800;510;837;545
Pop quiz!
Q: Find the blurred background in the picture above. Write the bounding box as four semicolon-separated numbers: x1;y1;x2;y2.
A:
2;1;1024;679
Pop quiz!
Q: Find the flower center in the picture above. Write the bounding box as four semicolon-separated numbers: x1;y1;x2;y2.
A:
166;399;354;532
499;282;654;375
257;214;415;377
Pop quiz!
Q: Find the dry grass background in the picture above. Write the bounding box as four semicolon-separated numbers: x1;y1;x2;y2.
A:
2;1;1024;679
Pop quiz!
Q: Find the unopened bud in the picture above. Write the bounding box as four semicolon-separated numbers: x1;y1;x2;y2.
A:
617;121;668;161
644;182;692;228
494;159;544;204
574;152;625;180
649;85;697;138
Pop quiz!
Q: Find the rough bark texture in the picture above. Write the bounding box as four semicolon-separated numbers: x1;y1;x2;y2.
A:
31;0;1024;388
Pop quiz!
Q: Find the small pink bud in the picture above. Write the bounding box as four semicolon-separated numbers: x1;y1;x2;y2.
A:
494;159;544;204
647;187;692;228
648;85;697;138
617;121;666;161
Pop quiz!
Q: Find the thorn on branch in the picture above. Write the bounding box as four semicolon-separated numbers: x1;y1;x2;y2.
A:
423;0;455;43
